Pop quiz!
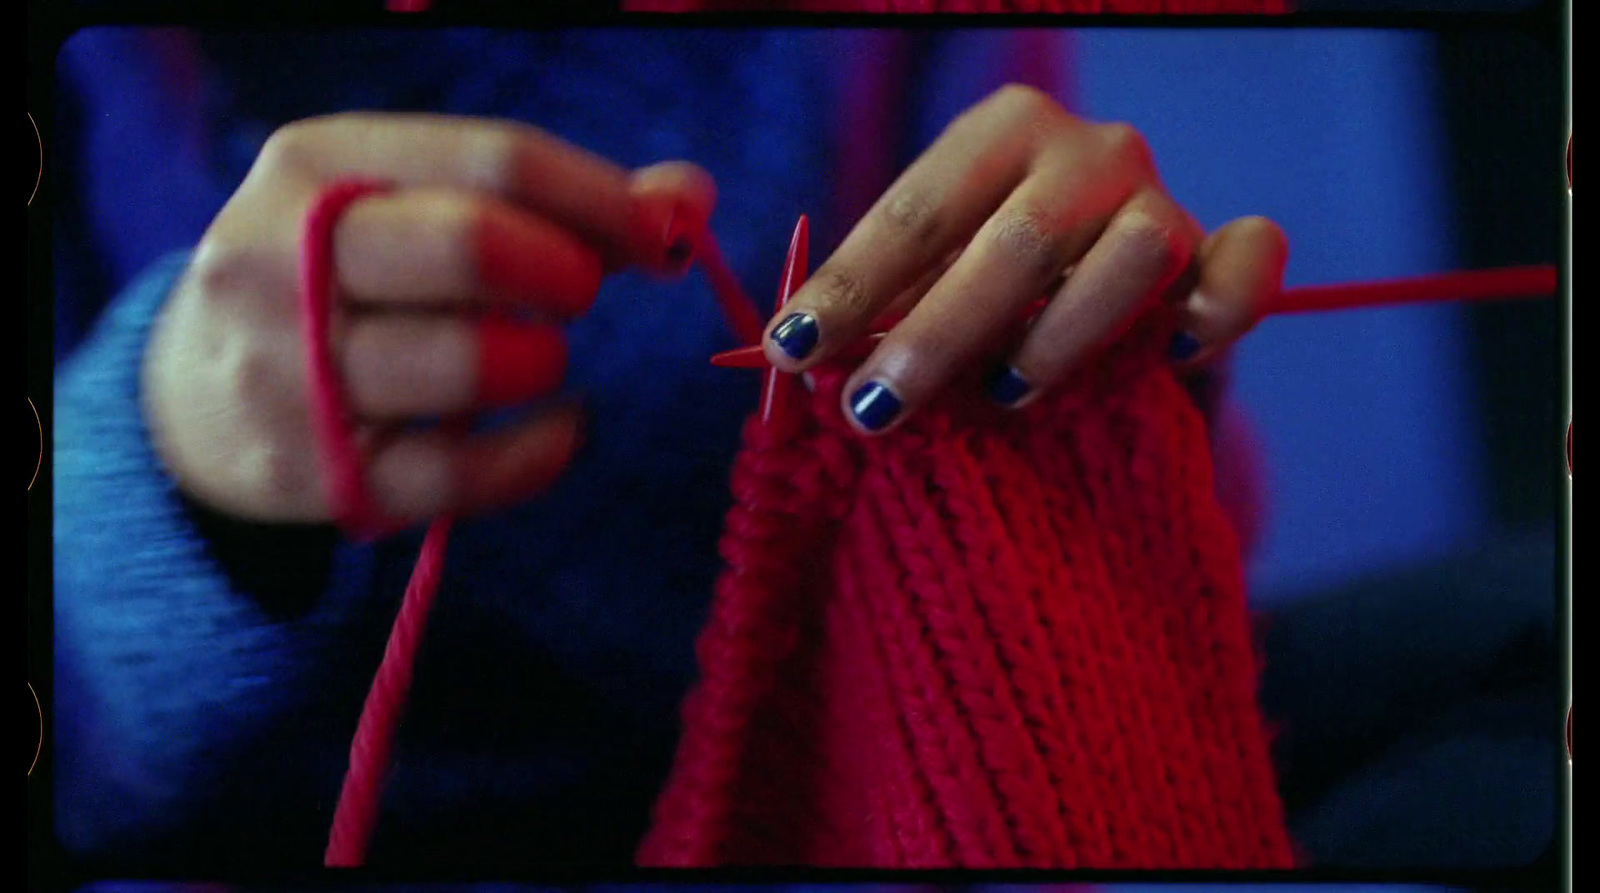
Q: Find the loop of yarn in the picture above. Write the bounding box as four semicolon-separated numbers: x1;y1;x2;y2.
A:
299;178;403;541
303;180;459;867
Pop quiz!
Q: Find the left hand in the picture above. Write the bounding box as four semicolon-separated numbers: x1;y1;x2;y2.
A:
761;84;1289;434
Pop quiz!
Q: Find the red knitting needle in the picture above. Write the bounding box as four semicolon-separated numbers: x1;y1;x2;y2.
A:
759;216;810;433
707;264;1559;370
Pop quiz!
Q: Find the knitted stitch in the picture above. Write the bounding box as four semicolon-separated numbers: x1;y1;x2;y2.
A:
312;192;1298;865
638;315;1297;867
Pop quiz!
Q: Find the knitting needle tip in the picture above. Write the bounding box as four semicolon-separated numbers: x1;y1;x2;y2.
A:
758;216;810;429
779;215;809;307
711;331;890;368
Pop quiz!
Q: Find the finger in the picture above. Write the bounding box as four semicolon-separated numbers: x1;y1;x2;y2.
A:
1166;216;1289;368
837;155;1142;434
628;161;719;275
872;246;964;330
267;113;710;268
365;406;584;522
986;190;1200;409
763;86;1061;371
334;188;603;319
341;315;567;419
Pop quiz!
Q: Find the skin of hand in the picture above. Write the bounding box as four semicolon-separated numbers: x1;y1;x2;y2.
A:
144;88;1285;527
142;112;716;526
763;84;1290;435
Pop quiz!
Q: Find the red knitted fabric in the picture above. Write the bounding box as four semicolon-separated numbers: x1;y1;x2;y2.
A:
638;315;1297;868
624;1;1293;13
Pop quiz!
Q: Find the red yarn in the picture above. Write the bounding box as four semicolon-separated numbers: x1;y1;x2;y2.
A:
696;230;769;346
637;313;1298;867
325;517;455;866
299;180;401;541
307;181;1550;866
305;174;1290;868
301;180;461;867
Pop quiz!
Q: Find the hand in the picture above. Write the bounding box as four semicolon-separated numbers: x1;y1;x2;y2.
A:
761;85;1288;434
143;112;716;525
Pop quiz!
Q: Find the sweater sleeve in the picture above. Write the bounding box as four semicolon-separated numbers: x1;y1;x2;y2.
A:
52;252;381;861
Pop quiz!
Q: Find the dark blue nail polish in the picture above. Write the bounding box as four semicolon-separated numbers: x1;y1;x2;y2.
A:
849;381;902;432
770;312;820;360
985;365;1033;407
664;237;694;268
1168;330;1202;362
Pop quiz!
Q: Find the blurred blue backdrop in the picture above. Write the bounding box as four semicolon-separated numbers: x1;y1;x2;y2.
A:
1074;29;1483;603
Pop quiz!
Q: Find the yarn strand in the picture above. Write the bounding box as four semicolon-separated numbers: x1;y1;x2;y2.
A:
307;178;765;866
303;180;459;867
325;516;455;866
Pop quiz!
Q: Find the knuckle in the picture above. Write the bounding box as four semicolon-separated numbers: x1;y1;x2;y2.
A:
877;188;943;247
1117;209;1191;275
809;265;874;318
255;118;324;174
1235;215;1290;258
991;83;1056;119
1098;121;1154;170
954;84;1062;138
989;206;1066;277
184;234;257;304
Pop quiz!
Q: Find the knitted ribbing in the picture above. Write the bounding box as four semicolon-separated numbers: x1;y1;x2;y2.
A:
638;315;1297;868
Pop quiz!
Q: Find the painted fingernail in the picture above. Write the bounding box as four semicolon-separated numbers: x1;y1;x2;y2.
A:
664;237;694;268
849;381;902;432
1167;330;1202;362
985;365;1033;407
661;207;696;273
770;312;820;360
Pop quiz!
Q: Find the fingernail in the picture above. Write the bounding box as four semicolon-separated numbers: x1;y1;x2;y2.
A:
659;205;696;274
770;312;820;361
1167;330;1203;362
985;365;1033;407
848;380;902;432
664;237;694;269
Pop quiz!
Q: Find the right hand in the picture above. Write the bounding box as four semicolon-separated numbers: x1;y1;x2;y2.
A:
142;113;716;526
